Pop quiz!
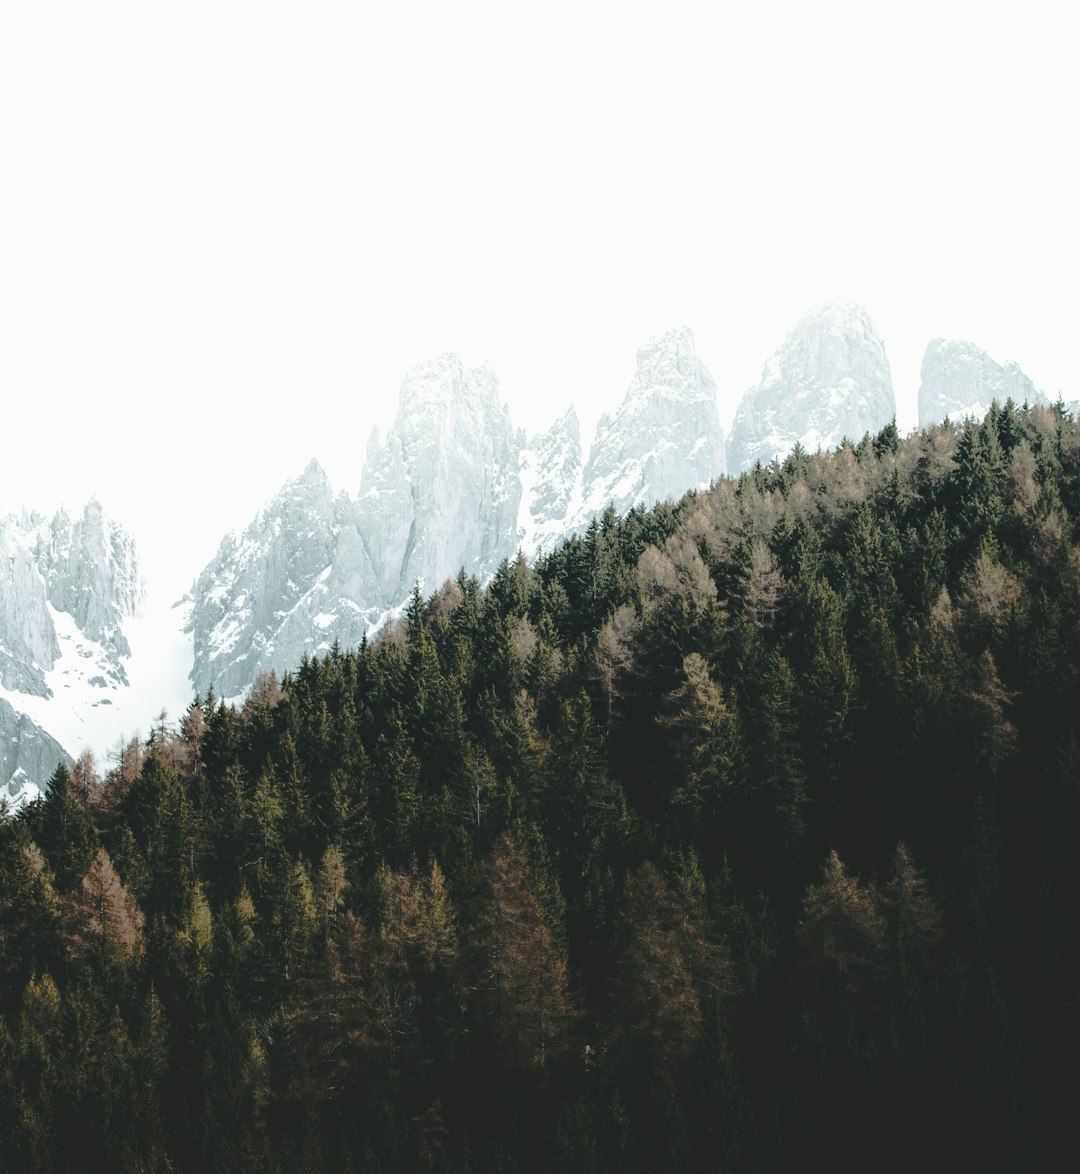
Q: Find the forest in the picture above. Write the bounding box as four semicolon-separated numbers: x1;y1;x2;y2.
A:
2;401;1079;1172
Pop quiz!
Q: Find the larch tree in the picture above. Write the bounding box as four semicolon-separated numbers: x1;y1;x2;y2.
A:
67;847;145;961
471;834;575;1071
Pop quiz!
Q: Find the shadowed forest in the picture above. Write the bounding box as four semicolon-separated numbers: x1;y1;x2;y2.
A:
3;402;1079;1172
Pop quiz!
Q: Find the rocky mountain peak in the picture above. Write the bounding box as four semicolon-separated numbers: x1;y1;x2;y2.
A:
519;406;584;554
727;303;894;471
1;499;144;806
577;326;723;521
631;325;702;393
918;338;1046;427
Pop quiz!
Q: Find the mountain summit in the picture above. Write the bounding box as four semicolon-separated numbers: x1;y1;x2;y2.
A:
577;326;724;524
918;338;1047;427
0;500;143;807
727;303;895;471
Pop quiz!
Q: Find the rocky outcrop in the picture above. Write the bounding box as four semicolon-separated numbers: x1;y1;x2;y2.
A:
918;339;1047;428
578;326;723;522
185;459;340;698
728;303;895;472
187;357;526;697
0;697;72;811
519;407;583;555
0;516;59;696
353;354;524;605
0;499;139;803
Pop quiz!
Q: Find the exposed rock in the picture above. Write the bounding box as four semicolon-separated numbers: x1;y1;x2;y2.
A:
0;695;74;811
728;303;895;472
353;354;523;604
519;406;583;555
185;459;338;698
918;338;1047;428
578;326;723;522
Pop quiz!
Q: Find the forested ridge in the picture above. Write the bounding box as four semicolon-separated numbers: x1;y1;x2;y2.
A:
3;402;1080;1172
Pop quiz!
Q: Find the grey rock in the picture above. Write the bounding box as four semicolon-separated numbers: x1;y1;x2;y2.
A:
728;303;895;472
578;326;723;522
186;459;338;698
0;696;73;811
918;338;1047;428
518;407;583;554
354;354;523;603
0;516;58;695
187;356;526;696
31;499;143;681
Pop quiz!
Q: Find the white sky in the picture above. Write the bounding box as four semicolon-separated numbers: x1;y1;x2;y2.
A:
1;0;1076;603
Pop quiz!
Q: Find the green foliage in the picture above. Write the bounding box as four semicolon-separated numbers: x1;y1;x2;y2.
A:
4;402;1080;1169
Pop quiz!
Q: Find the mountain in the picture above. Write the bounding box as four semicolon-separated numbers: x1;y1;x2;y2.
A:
918;338;1048;427
573;326;724;528
187;332;728;698
727;303;895;471
518;407;583;555
352;354;523;606
187;356;525;698
0;501;144;806
184;459;342;700
0;697;72;810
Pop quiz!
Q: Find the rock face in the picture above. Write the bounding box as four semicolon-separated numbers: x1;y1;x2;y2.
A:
728;303;895;472
0;501;142;806
353;355;524;606
0;698;72;811
30;500;142;681
918;339;1047;427
519;407;583;555
517;327;724;555
187;357;525;697
188;332;734;697
578;327;724;524
185;460;341;699
0;516;60;696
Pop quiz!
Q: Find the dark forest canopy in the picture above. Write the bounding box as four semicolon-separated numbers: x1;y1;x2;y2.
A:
3;401;1080;1172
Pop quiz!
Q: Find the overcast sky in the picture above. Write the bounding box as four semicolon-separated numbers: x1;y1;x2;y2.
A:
1;1;1076;599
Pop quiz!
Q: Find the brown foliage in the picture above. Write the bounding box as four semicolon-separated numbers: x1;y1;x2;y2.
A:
472;834;575;1069
68;847;144;959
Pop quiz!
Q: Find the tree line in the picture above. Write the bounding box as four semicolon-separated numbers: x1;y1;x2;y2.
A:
2;400;1079;1171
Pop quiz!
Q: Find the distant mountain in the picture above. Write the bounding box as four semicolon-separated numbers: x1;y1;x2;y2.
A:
518;407;583;554
13;308;1060;803
187;330;730;697
574;326;724;531
187;356;526;698
918;338;1048;427
727;303;895;471
353;354;524;607
184;459;342;700
0;501;143;807
0;698;72;810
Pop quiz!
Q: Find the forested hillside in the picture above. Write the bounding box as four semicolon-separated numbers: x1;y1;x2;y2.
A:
3;402;1079;1172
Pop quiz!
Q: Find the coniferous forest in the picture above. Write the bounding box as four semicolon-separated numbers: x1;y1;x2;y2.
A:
4;403;1080;1172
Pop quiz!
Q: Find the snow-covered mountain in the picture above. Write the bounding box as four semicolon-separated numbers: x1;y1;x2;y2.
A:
14;307;1055;805
187;356;526;698
186;331;730;697
0;501;146;807
574;326;724;529
918;339;1048;427
184;460;343;699
727;303;896;472
353;355;524;606
0;698;71;811
518;407;583;554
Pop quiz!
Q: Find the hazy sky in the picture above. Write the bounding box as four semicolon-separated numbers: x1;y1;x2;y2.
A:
1;1;1076;599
